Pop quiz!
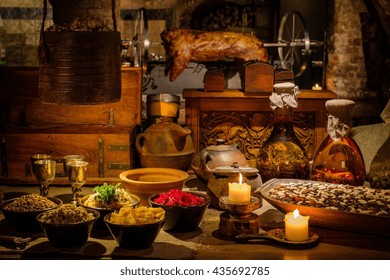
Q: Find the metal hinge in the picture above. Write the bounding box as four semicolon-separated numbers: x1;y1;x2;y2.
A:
0;138;8;176
106;108;115;127
107;163;131;170
107;144;130;151
98;138;105;178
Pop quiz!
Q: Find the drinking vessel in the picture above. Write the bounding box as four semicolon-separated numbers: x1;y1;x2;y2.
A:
33;159;56;197
67;160;88;204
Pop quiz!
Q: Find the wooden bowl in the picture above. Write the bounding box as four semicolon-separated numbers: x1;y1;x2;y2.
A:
119;168;189;205
261;178;390;236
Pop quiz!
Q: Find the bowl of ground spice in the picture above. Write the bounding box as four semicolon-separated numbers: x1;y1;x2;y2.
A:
149;189;210;232
0;193;62;232
36;204;99;248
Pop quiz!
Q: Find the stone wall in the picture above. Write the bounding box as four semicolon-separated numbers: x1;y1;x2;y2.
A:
1;0;389;124
326;0;389;125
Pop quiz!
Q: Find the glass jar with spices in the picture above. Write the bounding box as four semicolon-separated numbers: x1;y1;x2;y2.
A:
311;99;366;185
256;82;310;182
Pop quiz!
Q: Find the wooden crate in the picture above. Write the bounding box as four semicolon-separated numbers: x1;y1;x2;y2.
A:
0;67;142;185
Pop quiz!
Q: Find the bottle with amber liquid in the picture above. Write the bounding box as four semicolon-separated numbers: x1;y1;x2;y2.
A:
311;99;366;185
256;82;310;182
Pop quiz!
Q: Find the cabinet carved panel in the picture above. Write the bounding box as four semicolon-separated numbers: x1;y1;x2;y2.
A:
183;89;337;167
199;110;316;163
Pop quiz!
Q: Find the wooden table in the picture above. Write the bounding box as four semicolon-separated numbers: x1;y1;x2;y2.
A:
0;181;389;260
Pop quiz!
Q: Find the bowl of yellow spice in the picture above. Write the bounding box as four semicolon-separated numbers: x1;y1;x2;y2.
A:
79;183;140;230
104;206;165;250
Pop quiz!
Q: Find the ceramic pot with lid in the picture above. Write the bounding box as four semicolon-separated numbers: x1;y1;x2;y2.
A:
136;117;195;171
191;139;249;182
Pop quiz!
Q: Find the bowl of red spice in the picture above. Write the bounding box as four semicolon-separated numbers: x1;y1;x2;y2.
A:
148;189;210;232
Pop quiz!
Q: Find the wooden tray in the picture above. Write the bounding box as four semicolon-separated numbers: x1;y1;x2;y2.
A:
260;178;390;236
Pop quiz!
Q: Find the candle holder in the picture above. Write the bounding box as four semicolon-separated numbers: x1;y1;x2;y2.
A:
207;165;262;209
218;195;261;237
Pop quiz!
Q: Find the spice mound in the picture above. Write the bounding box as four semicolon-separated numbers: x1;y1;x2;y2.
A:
268;182;390;216
83;183;137;209
109;206;165;225
3;193;57;212
153;189;205;207
38;204;96;224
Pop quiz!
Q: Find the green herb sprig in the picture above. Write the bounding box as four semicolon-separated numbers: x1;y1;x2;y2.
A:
92;182;121;205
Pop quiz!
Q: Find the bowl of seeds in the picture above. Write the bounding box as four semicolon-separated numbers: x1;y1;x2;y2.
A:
36;204;99;248
0;193;62;232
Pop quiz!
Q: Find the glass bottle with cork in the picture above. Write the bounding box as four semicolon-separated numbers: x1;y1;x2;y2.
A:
256;82;310;182
311;99;366;185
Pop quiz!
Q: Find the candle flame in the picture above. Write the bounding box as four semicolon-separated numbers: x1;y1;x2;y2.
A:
293;209;300;218
315;84;319;87
239;173;242;184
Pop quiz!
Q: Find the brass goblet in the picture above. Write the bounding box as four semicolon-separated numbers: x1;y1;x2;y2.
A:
63;155;84;175
31;154;51;174
66;160;88;204
32;159;56;197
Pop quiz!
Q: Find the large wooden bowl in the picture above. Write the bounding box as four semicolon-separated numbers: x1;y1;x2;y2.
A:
119;168;189;205
261;178;390;236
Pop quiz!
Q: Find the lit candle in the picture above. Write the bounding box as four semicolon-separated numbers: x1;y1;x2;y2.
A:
312;84;322;90
228;173;251;203
284;209;310;241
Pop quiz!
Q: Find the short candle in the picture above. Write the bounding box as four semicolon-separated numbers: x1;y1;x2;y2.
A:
284;209;310;241
228;173;251;203
312;84;322;91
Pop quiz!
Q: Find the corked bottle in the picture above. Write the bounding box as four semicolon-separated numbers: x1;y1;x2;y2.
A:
311;99;366;185
256;82;310;182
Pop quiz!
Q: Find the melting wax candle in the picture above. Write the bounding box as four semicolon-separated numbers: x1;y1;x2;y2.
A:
228;173;251;203
312;84;322;90
284;209;310;241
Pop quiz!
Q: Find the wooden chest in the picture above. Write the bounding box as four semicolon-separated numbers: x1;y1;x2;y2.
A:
0;67;142;185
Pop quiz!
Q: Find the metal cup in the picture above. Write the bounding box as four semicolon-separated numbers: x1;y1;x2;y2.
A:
63;155;85;175
33;159;56;197
31;154;51;177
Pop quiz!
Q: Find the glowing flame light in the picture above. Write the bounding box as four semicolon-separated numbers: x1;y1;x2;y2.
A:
293;209;300;218
239;173;243;184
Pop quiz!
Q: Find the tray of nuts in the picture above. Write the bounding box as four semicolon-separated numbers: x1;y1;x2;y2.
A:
261;179;390;236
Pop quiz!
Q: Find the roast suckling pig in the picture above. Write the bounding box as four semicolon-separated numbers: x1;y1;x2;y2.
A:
161;29;269;81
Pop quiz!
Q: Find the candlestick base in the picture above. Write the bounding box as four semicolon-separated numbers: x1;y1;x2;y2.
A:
218;195;261;237
219;195;261;215
219;211;259;237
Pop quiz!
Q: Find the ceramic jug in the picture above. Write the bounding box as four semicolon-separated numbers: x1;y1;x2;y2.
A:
135;117;195;171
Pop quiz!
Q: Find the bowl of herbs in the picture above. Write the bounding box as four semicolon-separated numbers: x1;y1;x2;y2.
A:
79;182;140;230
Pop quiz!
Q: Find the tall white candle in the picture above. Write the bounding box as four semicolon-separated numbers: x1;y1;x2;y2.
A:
284;209;310;241
228;173;251;203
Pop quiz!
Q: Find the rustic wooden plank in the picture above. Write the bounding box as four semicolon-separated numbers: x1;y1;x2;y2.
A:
0;67;142;127
0;133;135;184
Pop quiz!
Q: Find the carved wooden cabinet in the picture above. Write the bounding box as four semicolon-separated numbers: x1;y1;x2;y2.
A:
183;89;337;167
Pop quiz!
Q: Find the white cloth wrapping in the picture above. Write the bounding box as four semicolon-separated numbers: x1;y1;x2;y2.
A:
269;83;300;110
327;115;350;140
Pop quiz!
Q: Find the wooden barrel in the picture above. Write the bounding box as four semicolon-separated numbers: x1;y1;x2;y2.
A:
48;0;120;30
39;31;121;105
